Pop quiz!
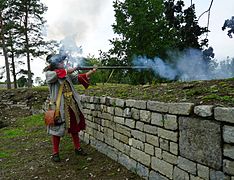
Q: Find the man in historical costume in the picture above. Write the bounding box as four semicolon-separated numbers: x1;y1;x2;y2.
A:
45;54;96;162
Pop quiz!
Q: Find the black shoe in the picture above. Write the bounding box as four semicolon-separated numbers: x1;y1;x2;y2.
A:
52;153;61;162
75;148;87;156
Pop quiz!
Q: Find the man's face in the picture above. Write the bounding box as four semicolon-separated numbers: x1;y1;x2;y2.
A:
57;61;65;69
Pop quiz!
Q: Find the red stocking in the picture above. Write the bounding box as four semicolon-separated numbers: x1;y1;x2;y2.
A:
71;133;80;150
52;135;60;155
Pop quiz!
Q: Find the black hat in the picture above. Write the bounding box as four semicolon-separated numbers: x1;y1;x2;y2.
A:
46;54;67;64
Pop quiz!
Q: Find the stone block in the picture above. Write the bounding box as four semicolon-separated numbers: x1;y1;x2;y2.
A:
149;170;168;180
115;107;124;117
100;97;106;104
162;151;177;165
179;117;222;169
106;97;116;106
224;159;234;175
115;98;125;107
140;110;151;123
223;125;234;143
101;112;113;121
126;99;136;107
143;124;158;135
136;163;149;179
158;128;178;142
224;144;234;159
95;131;104;141
164;114;178;130
197;163;209;180
129;138;144;151
151;112;163;127
151;157;173;179
107;106;115;114
104;127;113;138
215;107;234;124
116;124;131;137
130;147;151;166
147;101;169;113
134;100;147;109
131;130;146;142
105;146;119;161
114;116;125;125
93;96;100;104
123;108;132;118
168;103;194;115
155;147;162;159
118;153;137;172
177;156;197;175
169;142;178;155
173;167;189;180
125;118;135;129
159;138;169;151
210;170;229;180
132;108;140;120
113;139;130;155
136;121;144;131
194;105;214;117
146;134;159;147
114;132;129;144
144;143;154;155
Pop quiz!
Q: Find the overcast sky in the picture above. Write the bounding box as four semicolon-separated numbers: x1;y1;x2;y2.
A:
1;0;234;82
42;0;234;59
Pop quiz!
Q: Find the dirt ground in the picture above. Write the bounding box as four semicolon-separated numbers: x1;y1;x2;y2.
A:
0;113;142;180
0;87;144;180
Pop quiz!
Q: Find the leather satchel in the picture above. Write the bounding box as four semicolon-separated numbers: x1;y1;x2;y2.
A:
44;82;65;126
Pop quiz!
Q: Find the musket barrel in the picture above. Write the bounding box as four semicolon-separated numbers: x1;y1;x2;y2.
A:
77;66;150;70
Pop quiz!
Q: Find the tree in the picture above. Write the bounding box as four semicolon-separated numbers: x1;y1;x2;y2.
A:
0;0;49;88
164;0;209;50
222;16;234;38
0;0;11;89
10;0;48;87
103;0;209;84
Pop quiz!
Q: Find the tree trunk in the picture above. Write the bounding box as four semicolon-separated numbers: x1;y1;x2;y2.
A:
9;32;17;89
0;12;11;89
24;4;32;88
11;53;17;89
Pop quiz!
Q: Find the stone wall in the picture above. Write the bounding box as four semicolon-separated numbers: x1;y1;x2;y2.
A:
79;95;234;180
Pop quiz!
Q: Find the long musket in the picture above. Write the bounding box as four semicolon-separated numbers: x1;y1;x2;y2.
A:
76;66;151;70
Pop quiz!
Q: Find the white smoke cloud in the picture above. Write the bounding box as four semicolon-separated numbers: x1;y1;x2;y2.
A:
44;0;110;41
133;49;234;81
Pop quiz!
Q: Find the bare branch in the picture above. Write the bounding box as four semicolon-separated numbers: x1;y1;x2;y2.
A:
198;0;214;21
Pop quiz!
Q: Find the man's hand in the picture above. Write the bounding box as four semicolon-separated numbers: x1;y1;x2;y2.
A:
67;67;77;74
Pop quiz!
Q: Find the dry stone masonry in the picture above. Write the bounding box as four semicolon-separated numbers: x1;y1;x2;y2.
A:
79;95;234;180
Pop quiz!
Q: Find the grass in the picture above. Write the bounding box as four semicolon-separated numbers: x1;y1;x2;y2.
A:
3;128;26;138
0;113;142;179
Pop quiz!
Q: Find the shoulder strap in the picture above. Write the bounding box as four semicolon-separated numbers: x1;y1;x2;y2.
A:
54;81;65;117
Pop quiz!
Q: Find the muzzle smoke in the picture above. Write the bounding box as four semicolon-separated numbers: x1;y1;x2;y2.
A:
133;48;234;81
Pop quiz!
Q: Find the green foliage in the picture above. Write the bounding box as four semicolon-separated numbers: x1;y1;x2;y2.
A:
100;0;209;84
17;76;27;87
164;0;209;50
